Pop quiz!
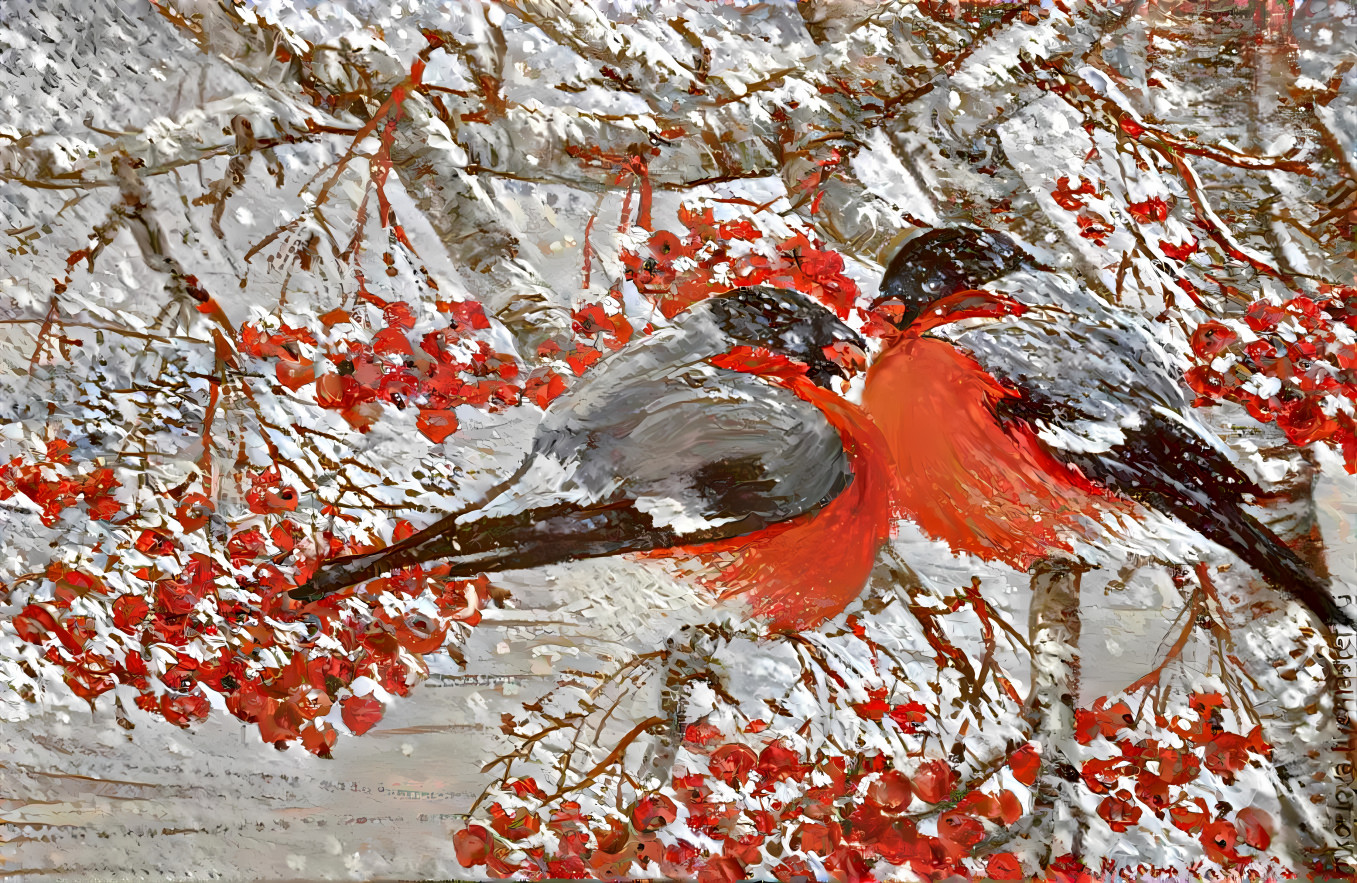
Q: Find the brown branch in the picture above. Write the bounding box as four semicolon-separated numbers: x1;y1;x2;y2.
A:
540;715;667;804
1125;588;1205;698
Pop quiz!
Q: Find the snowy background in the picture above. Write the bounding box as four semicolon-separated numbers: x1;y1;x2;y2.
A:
3;0;1357;878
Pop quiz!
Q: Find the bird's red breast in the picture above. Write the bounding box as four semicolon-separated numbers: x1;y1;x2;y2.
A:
653;350;900;631
862;330;1123;571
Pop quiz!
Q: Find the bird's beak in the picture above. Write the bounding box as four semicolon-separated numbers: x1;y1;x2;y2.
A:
866;296;922;336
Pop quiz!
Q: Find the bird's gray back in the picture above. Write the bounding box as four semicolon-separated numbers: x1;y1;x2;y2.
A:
938;268;1196;452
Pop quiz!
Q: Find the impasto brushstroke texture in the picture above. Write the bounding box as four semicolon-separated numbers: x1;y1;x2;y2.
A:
1;0;1357;880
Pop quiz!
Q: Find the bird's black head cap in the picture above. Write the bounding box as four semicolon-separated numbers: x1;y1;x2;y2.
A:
875;227;1040;329
706;287;864;388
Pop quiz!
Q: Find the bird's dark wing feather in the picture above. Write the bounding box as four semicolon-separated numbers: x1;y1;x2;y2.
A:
1054;417;1352;628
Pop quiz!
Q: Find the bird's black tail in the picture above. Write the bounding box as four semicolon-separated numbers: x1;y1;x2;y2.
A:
1055;413;1354;631
1155;495;1354;631
289;508;478;601
288;501;776;602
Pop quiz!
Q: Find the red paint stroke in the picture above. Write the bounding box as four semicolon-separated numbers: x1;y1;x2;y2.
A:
669;364;899;631
863;334;1122;569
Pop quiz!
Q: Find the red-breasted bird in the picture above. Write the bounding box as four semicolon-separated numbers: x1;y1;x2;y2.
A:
862;226;1353;631
292;287;897;631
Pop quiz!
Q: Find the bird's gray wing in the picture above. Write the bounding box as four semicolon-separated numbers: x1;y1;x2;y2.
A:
947;272;1350;626
481;314;852;536
932;264;1268;530
937;267;1198;457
